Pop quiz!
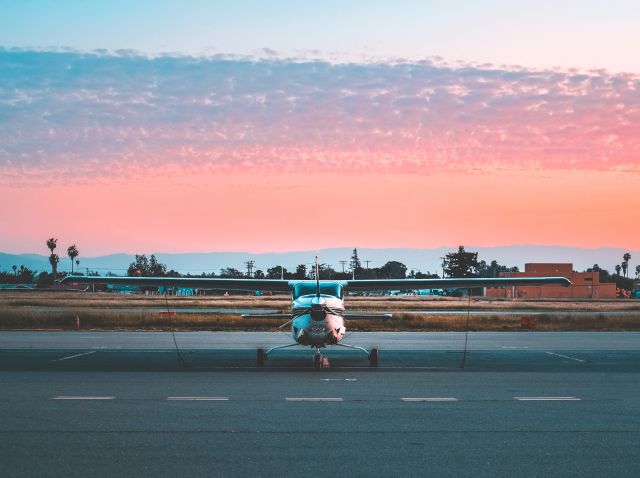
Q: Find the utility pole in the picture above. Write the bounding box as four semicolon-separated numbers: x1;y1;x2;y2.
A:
364;260;371;269
339;260;347;273
439;257;445;278
244;260;255;278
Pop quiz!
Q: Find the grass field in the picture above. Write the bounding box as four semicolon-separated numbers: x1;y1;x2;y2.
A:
1;290;639;331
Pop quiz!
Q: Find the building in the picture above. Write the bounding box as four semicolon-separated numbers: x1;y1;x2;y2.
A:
485;263;616;299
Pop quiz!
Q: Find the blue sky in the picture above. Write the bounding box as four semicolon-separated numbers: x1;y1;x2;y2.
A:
1;0;639;71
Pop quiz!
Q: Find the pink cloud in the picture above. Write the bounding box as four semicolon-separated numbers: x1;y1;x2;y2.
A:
0;49;638;186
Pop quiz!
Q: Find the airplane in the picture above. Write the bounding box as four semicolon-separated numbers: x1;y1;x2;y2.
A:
62;258;571;369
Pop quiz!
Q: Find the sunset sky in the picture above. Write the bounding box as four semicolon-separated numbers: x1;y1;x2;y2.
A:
1;1;639;255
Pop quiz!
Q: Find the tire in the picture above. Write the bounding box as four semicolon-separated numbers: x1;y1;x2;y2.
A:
257;348;266;367
313;352;322;369
369;348;378;367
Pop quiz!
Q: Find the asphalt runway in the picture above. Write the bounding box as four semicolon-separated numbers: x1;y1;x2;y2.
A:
1;331;639;477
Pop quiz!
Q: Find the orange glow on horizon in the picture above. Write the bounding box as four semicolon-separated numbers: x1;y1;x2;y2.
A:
1;169;638;255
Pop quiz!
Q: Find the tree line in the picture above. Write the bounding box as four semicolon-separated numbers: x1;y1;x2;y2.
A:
1;243;638;290
0;237;80;284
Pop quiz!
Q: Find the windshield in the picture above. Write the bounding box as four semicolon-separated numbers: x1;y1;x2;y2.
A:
293;282;343;299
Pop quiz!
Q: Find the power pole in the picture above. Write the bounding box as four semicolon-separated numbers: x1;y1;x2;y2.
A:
364;260;371;269
339;260;347;273
244;260;255;278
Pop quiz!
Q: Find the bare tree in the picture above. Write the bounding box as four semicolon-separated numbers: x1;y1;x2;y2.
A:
67;245;79;274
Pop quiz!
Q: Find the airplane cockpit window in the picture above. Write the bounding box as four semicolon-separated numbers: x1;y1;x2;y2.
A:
293;283;343;299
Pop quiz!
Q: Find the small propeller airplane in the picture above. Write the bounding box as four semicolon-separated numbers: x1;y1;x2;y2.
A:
63;257;571;368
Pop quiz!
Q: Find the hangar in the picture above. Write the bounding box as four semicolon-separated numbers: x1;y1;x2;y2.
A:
485;263;616;299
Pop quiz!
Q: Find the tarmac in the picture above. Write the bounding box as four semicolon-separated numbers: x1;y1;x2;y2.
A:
1;331;639;477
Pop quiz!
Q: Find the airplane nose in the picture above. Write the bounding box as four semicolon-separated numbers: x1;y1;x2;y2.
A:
310;303;326;321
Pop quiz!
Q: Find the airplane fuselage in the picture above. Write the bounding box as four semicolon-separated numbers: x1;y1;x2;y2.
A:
290;293;346;347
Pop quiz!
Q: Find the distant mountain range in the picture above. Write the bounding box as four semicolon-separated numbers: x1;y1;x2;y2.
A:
1;246;637;277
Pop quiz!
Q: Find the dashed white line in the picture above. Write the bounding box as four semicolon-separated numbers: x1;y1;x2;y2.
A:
52;351;97;362
167;397;229;401
286;397;343;402
320;379;357;382
545;352;587;363
401;397;458;402
53;396;114;400
515;397;581;401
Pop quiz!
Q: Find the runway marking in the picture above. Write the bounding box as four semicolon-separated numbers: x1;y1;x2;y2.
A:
167;397;229;401
52;396;115;400
545;352;587;363
515;397;581;401
52;351;97;362
286;397;343;402
320;379;357;382
401;397;458;402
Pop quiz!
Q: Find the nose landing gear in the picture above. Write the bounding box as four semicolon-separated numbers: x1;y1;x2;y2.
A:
313;349;332;368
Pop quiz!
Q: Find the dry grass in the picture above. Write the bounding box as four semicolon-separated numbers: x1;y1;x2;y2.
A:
346;312;640;332
1;290;639;331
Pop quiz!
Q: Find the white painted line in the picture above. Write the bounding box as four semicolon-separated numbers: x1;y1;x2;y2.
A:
53;396;115;400
167;397;229;401
52;351;97;362
286;397;344;402
545;352;587;363
320;379;357;382
401;397;458;402
515;397;581;401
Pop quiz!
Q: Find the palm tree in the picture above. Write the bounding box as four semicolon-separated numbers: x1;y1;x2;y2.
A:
46;238;58;275
615;264;622;276
46;238;57;254
623;252;631;277
12;265;17;276
67;245;79;274
49;254;59;276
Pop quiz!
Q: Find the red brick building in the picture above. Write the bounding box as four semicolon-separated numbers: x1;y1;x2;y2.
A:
485;263;616;299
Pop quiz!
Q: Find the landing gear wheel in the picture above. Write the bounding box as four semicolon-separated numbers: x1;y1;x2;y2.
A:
257;348;266;367
313;352;322;369
369;348;378;367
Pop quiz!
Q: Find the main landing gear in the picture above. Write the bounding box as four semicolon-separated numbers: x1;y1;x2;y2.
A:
256;345;378;368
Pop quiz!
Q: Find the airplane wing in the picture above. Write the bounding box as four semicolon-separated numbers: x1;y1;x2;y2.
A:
61;276;293;292
340;277;571;292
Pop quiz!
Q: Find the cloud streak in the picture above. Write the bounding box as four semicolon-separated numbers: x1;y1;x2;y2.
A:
1;49;639;183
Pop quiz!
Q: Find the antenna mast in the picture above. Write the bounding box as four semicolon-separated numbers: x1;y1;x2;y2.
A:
315;255;320;299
